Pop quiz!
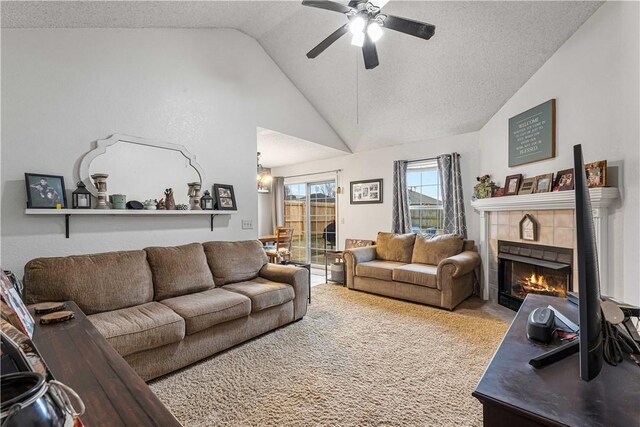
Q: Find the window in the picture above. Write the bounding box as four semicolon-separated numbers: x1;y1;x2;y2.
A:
406;160;443;234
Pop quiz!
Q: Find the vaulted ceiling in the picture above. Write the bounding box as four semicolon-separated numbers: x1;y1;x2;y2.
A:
2;1;603;153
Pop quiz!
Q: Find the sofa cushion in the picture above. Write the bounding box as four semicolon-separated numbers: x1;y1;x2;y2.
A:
145;243;215;300
376;232;416;263
223;278;294;313
203;240;268;286
392;264;438;289
24;250;153;315
160;288;251;335
412;234;464;266
88;302;185;357
356;260;408;281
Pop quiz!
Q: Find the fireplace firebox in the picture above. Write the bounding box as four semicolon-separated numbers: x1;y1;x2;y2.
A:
498;241;573;311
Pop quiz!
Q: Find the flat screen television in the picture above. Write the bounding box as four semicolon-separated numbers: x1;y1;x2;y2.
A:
574;144;603;381
529;144;604;381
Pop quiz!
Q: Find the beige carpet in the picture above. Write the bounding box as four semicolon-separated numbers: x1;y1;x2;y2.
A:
150;285;509;427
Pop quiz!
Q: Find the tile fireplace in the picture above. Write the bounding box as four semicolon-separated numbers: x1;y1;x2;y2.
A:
498;240;573;311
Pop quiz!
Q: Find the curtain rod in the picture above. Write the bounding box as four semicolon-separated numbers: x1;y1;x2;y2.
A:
407;153;460;163
407;156;437;163
283;169;342;179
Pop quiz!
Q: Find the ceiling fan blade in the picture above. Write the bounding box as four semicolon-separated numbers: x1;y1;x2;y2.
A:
383;15;435;40
307;24;350;59
301;0;354;14
362;33;379;70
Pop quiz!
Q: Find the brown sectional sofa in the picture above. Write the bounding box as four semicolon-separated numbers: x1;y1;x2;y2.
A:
343;232;481;310
24;240;308;381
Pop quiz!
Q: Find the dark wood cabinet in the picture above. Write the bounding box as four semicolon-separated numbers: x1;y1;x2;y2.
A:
473;294;640;427
29;301;181;427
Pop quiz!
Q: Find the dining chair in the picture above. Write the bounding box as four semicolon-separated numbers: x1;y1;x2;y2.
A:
265;227;294;263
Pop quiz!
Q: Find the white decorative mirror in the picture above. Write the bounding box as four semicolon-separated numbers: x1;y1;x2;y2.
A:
78;134;205;205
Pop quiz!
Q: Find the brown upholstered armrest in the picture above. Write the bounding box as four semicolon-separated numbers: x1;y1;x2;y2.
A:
343;246;377;265
259;263;308;320
343;246;377;289
437;251;481;280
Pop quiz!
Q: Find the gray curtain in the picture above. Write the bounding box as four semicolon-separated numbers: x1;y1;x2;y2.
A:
271;177;285;231
437;153;467;238
392;160;412;234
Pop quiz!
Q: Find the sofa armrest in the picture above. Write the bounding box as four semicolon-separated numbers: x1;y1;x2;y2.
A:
259;263;308;320
437;251;481;281
343;246;377;289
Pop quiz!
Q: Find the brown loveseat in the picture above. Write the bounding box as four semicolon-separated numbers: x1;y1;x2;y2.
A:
23;240;308;381
343;232;480;310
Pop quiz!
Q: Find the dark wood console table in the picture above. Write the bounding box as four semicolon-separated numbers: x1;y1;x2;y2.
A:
29;301;182;427
473;294;640;427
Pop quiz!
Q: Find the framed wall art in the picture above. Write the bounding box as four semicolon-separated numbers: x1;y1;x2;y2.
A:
534;173;554;193
350;179;383;204
585;160;607;188
213;184;237;210
504;174;522;196
508;99;556;167
554;168;574;191
24;173;67;209
518;177;536;195
519;214;538;241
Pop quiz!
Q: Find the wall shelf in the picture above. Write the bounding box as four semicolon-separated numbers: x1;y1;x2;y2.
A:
25;209;236;237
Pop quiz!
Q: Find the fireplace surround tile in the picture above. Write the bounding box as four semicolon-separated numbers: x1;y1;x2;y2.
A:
554;210;574;228
539;226;554;245
509;210;523;225
554;227;574;248
536;210;554;226
498;211;509;225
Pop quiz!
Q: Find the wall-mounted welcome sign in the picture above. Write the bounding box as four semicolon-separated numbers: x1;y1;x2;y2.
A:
508;99;556;167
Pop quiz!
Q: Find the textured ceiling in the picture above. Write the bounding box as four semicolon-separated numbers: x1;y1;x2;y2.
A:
2;1;603;154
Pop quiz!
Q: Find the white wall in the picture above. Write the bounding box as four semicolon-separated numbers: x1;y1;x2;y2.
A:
479;1;640;305
272;131;481;246
0;28;345;276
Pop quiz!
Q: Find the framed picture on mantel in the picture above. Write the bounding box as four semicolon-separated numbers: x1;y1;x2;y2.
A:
508;99;556;167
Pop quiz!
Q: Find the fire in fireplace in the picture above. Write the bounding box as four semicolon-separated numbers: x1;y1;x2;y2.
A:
498;241;573;311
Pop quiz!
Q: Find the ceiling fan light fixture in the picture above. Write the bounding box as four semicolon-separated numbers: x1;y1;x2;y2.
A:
351;31;365;47
370;0;390;9
349;16;366;35
367;22;384;42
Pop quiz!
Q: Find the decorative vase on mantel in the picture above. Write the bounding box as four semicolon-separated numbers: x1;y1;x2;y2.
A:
91;174;110;209
164;188;175;210
187;182;202;210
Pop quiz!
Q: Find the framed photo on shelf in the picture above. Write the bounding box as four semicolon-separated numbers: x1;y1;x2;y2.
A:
213;184;237;210
24;173;67;209
534;173;554;193
504;174;522;196
350;179;383;204
554;168;574;191
585;160;607;188
518;177;536;195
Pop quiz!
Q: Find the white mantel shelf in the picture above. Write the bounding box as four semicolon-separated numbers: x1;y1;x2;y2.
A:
470;187;619;212
473;187;619;301
25;208;236;237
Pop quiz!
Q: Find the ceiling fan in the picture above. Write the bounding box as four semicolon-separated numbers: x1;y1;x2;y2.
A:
301;0;435;70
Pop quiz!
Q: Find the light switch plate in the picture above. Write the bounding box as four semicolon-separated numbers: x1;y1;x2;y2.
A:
242;219;253;230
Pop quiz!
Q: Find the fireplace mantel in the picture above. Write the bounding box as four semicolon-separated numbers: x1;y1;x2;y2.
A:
470;187;619;212
472;187;619;300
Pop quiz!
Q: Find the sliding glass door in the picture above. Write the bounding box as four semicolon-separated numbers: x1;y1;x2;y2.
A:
284;179;336;266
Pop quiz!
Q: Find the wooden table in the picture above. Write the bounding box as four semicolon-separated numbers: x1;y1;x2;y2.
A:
473;294;640;427
258;234;283;244
29;301;182;427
